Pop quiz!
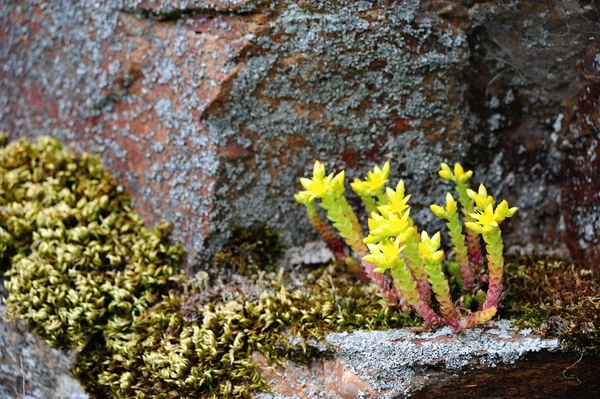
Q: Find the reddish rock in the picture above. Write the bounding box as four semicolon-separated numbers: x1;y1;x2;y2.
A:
1;0;599;268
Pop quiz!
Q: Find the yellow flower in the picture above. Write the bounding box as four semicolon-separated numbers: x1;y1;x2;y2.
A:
299;161;343;200
466;201;518;234
363;237;404;272
471;204;499;228
367;210;411;238
378;181;411;218
351;162;390;197
466;184;495;209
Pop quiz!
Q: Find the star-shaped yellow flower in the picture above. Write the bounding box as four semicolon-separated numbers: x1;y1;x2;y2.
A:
363;237;405;272
466;184;495;209
299;161;345;200
377;181;412;218
465;201;518;234
351;162;390;197
366;209;411;240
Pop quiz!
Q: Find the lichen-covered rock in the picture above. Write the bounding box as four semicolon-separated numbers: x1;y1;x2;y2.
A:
0;0;598;269
255;321;600;399
0;305;88;399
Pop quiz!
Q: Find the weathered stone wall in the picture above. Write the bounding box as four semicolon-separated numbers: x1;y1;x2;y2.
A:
1;0;598;268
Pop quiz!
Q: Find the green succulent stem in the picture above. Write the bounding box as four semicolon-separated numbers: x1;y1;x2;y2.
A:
401;230;431;305
459;307;497;330
358;194;378;213
304;202;367;281
455;181;483;281
423;258;460;329
455;181;474;216
481;227;504;310
446;212;474;292
317;194;401;307
319;194;364;254
389;259;443;327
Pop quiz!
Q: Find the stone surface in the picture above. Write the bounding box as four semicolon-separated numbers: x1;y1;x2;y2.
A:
255;321;600;399
0;304;88;399
1;1;599;268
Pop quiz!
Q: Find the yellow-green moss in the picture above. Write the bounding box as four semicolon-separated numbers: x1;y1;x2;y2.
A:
501;256;600;351
1;135;183;352
72;262;419;398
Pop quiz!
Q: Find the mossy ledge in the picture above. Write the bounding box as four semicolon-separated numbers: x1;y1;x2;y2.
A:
0;135;417;398
1;135;598;398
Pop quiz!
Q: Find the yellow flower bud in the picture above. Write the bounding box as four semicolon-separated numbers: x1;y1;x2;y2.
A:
313;161;325;179
432;250;444;264
466;188;477;201
454;163;464;178
445;192;457;214
430;204;446;219
438;170;453;181
478;184;488;197
460;170;474;183
431;231;441;247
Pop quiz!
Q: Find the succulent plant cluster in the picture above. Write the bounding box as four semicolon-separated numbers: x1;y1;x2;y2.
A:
296;160;517;331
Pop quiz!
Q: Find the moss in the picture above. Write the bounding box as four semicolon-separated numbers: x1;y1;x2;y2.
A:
501;255;600;351
0;135;183;352
212;224;286;277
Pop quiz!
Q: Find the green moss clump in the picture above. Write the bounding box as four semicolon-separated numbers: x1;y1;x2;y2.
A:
213;224;286;276
74;262;419;399
1;136;183;352
501;256;600;351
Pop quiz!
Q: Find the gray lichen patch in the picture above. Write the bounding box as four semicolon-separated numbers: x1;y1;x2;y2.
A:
326;320;559;397
0;305;88;399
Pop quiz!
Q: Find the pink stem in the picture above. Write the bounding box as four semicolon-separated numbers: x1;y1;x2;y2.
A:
459;256;475;292
405;257;432;305
466;230;483;279
360;258;401;306
412;297;445;328
308;210;369;282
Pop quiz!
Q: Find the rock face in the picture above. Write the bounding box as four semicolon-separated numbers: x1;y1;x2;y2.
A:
0;305;88;399
255;321;600;399
1;0;599;268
